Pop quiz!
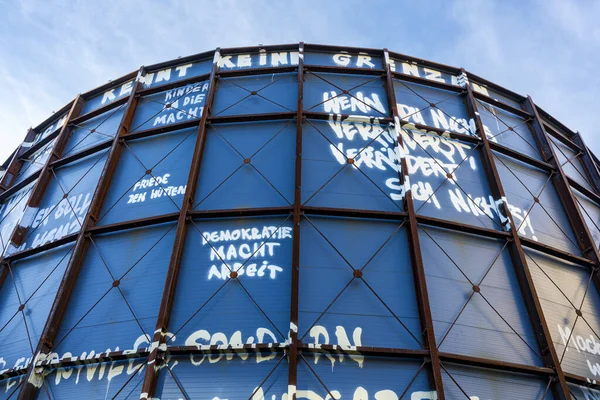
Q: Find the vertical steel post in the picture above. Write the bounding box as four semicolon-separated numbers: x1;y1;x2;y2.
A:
523;96;600;310
139;49;221;400
463;75;571;399
287;42;304;400
383;49;446;399
9;96;84;249
17;69;145;400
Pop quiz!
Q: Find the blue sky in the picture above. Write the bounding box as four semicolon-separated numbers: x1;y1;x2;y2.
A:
0;0;598;162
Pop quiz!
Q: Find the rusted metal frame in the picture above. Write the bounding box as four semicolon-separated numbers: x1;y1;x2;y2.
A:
3;233;77;263
7;99;82;257
564;372;600;390
489;141;554;172
69;96;129;127
472;91;531;119
218;65;297;78
387;50;462;77
305;64;385;76
286;42;304;400
391;71;463;93
524;97;600;264
301;205;407;221
305;43;383;55
81;71;138;101
416;214;510;241
384;49;446;398
463;77;571;400
0;169;41;203
571;131;600;194
569;177;600;206
0;129;39;191
49;140;113;170
465;71;526;104
16;69;146;400
299;345;428;360
438;352;555;377
544;124;583;153
520;237;595;267
220;43;297;55
145;51;214;74
536;105;576;139
207;112;297;124
138;51;221;400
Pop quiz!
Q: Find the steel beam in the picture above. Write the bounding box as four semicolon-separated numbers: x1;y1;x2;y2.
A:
463;74;571;400
384;49;446;398
17;69;145;400
138;49;221;400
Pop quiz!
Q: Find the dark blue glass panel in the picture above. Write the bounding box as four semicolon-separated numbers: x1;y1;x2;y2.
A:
40;358;146;399
420;226;542;366
403;127;502;229
569;383;600;399
0;182;33;256
155;356;287;400
301;119;402;212
64;106;125;156
218;50;298;70
527;249;600;381
304;51;383;69
22;150;108;252
98;128;196;226
389;58;458;86
169;217;292;347
54;223;176;357
394;80;471;135
82;80;135;115
479;100;542;160
0;244;72;372
212;73;297;116
130;81;209;132
195;120;295;210
141;59;212;89
442;363;554;399
300;216;421;349
298;355;431;400
0;376;24;399
304;73;388;118
495;152;580;254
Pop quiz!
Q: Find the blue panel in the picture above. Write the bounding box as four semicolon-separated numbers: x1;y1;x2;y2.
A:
471;81;522;109
212;73;297;116
64;106;125;156
551;136;594;192
141;59;212;89
403;127;503;229
527;249;600;381
420;226;542;366
301;119;402;212
394;80;472;135
0;376;25;399
40;359;146;399
156;356;287;400
32;112;69;145
298;355;431;400
494;152;581;254
82;80;135;115
98;128;196;226
54;223;175;357
0;244;72;372
0;182;33;255
389;58;458;86
569;383;600;400
575;190;600;249
14;140;55;185
195;121;295;210
169;217;292;346
479;100;542;160
304;73;388;118
23;150;108;252
442;363;554;399
130;81;209;132
300;216;422;349
304;51;383;69
218;50;298;70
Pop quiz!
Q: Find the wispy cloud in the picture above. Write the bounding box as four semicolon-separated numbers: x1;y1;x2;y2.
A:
0;0;598;161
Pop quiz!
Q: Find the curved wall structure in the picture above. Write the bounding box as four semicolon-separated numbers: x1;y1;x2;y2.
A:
0;43;600;399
